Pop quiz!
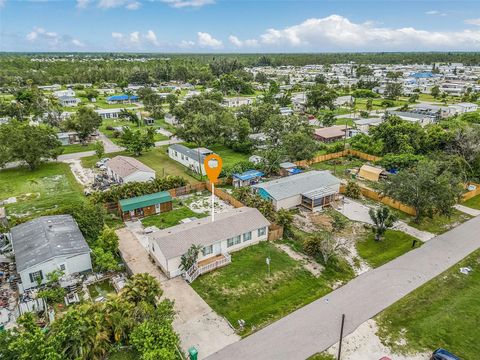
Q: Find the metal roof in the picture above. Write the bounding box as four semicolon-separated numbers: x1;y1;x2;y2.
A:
10;215;90;272
107;155;155;178
119;191;172;212
149;207;270;259
252;171;341;201
169;144;213;162
106;95;138;101
232;170;264;181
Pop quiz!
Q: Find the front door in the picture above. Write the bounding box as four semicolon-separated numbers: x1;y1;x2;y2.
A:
155;203;161;214
213;242;221;255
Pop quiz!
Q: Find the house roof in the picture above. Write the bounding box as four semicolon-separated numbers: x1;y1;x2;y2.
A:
169;144;213;162
150;207;270;259
314;125;350;139
252;170;341;201
10;215;90;272
232;170;264;181
358;164;385;182
354;118;383;126
106;95;138;101
107;156;155;179
119;191;172;212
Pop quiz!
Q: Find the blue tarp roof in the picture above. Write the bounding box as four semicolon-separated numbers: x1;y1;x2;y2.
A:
287;168;303;175
411;72;434;78
232;170;264;181
107;94;139;101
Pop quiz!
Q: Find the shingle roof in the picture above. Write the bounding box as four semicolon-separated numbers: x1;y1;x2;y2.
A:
10;215;90;272
150;207;270;259
119;191;172;212
252;170;340;201
107;156;155;178
314;125;350;139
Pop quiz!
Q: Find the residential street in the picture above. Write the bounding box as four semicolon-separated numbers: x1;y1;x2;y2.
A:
206;215;480;360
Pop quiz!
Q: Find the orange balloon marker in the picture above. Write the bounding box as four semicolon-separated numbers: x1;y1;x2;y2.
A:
204;154;223;222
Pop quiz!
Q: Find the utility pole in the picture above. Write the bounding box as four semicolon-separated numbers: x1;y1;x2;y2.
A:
337;314;345;360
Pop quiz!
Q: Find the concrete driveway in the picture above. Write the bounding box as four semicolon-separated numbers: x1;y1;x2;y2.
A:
206;216;480;360
335;197;434;241
116;228;239;359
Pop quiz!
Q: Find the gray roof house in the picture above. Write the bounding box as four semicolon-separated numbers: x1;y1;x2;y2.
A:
253;170;341;210
148;207;270;280
11;215;92;292
168;144;213;175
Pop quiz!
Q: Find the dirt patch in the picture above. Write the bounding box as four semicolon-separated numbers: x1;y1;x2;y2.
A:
64;159;94;187
184;192;234;215
326;319;430;360
275;243;324;277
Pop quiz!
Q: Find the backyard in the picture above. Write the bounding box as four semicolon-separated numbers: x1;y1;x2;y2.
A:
462;194;480;210
141;203;208;229
310;157;366;179
0;162;84;219
100;118;169;144
394;208;472;235
191;242;342;336
61;143;96;155
356;229;420;268
376;248;480;360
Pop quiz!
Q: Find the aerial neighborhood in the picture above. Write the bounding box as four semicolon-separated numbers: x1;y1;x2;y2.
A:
1;4;480;358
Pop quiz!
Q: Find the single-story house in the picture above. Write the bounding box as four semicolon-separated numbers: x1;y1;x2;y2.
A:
280;107;294;116
252;170;341;211
357;164;388;182
143;117;155;126
164;113;178;125
106;95;139;104
148;207;270;280
279;162;302;177
334;95;355;107
118;191;173;221
314;125;351;143
10;215;92;292
106;156;156;183
168;144;213;175
58;96;80;107
354;118;384;134
389;111;436;126
232;170;264;188
95;108;123;120
57;131;79;145
53;89;75;98
38;84;61;91
222;97;254;108
450;102;478;114
97;88;115;95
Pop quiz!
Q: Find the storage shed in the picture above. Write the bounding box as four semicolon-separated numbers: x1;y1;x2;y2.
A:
358;164;388;182
118;191;173;221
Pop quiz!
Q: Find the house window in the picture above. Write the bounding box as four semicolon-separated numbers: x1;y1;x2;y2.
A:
227;235;241;248
29;270;43;283
243;231;252;242
202;245;213;256
59;264;66;271
258;227;267;237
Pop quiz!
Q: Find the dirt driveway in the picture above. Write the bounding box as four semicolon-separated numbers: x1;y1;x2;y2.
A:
116;228;239;359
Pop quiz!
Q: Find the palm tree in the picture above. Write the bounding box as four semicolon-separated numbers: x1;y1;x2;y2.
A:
120;273;162;306
369;206;397;241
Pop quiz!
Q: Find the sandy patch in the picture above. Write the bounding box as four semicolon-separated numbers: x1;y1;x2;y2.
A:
64;159;95;187
186;192;234;215
275;243;324;277
326;319;430;360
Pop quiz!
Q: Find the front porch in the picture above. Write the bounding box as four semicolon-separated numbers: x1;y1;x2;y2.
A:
185;253;232;283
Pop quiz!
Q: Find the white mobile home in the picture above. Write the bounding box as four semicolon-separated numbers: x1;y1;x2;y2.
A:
168;144;213;175
10;215;92;292
106;155;156;183
148;207;270;280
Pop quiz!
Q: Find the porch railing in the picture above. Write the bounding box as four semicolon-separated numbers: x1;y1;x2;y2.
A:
184;253;232;283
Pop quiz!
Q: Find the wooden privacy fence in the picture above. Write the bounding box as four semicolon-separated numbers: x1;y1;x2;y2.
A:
167;182;207;197
340;183;417;216
462;182;480;202
206;182;245;208
295;149;382;167
268;224;284;241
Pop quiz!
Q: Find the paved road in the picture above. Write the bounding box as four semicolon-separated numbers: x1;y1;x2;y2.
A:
206;216;480;360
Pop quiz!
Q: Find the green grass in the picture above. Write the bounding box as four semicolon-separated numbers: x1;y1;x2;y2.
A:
141;205;207;229
310;157;365;179
354;98;408;110
356;230;420;268
462;194;480;210
191;242;341;336
307;353;336;360
81;146;199;183
0;162;84;218
100;118;169;145
405;210;472;235
61;143;96;154
376;248;480;360
184;143;251;168
334;118;355;126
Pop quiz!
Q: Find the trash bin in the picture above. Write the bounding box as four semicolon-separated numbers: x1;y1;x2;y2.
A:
188;346;198;360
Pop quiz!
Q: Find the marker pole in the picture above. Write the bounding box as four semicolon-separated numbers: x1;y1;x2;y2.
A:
211;182;215;222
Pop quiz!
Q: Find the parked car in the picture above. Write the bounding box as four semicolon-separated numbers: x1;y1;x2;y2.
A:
431;348;461;360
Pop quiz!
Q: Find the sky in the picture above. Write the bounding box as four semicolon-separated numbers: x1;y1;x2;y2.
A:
1;0;480;52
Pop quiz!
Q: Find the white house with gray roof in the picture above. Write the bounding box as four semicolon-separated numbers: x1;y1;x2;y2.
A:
252;170;341;211
106;155;156;183
10;215;92;292
148;207;270;280
168;144;213;175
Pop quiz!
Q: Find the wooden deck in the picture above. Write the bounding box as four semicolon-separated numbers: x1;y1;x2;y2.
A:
198;254;227;267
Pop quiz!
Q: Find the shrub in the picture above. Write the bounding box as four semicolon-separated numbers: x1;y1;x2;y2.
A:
344;181;361;199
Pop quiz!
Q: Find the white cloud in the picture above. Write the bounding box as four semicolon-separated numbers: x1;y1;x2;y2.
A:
228;35;258;48
97;0;140;10
161;0;214;8
180;40;195;48
111;30;163;48
197;32;222;48
145;30;159;46
425;10;447;16
72;39;85;47
76;0;90;9
0;0;6;9
229;15;480;51
111;32;123;39
465;18;480;26
26;27;59;45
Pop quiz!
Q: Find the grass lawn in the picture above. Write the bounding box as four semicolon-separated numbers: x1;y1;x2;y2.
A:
307;353;336;360
81;146;199;183
141;205;207;229
404;210;472;235
462;194;480;210
191;242;341;336
310;157;365;179
61;143;96;155
356;229;421;268
183;143;251;168
0;162;84;218
376;248;480;360
100;118;169;145
335;118;355;126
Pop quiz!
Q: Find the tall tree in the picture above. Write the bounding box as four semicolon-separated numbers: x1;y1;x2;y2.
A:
369;207;397;241
67;107;102;144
